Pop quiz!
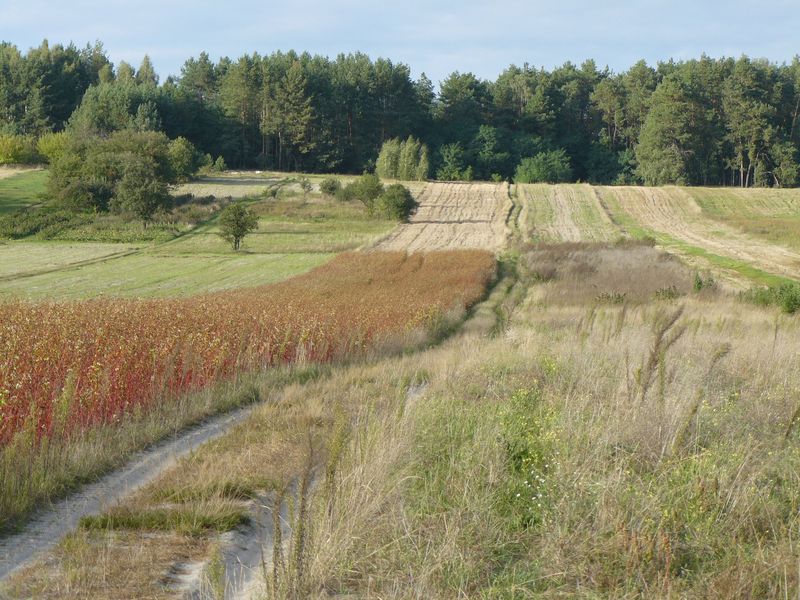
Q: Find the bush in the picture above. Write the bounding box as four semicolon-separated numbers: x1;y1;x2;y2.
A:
319;178;341;196
168;137;201;183
212;156;227;172
0;134;39;165
342;173;384;207
374;184;418;221
693;272;716;293
36;132;69;164
741;282;800;314
514;149;573;183
0;208;92;240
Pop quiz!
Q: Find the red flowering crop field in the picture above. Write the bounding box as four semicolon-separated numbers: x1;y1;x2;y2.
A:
0;250;495;446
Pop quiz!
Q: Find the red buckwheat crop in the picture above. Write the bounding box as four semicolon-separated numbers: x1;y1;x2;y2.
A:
0;251;495;444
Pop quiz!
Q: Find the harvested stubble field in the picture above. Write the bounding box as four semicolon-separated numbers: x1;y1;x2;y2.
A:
598;186;800;284
0;250;495;530
375;181;512;252
519;183;620;242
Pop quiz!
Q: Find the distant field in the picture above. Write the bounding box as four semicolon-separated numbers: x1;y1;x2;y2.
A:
687;187;800;251
0;170;47;214
0;173;397;299
169;196;395;254
596;186;800;286
0;251;333;299
0;242;137;280
519;183;620;242
376;182;511;252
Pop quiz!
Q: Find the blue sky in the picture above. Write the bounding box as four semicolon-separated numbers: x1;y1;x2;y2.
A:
2;0;799;86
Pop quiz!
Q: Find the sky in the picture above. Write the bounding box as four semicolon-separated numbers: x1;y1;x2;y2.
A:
2;0;799;86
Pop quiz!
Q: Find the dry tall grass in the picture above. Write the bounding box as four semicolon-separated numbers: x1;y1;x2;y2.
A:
283;243;800;598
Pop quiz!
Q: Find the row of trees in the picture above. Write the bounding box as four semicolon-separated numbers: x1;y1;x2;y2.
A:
3;40;800;186
375;137;429;180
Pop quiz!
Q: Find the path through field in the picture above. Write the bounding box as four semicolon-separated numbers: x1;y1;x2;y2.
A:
375;182;512;252
0;405;257;581
602;186;800;281
519;184;620;242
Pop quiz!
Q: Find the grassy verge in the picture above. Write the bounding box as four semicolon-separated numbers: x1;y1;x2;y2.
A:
0;170;47;214
280;244;800;598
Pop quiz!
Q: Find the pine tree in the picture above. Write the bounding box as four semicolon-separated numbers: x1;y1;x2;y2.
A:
135;55;158;86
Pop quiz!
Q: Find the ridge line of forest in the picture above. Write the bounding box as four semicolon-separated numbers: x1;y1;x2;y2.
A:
2;41;800;187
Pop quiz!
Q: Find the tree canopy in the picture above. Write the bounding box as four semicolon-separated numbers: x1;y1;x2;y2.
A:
3;41;800;187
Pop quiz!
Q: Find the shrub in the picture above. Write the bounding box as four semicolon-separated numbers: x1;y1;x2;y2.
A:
212;156;227;172
654;286;682;301
514;149;573;183
374;184;418;221
36;132;69;164
0;134;38;165
168;137;201;183
319;178;341;196
693;272;716;292
342;173;384;207
740;282;800;314
299;176;313;199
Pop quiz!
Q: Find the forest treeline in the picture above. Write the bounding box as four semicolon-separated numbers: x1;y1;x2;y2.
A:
3;40;800;187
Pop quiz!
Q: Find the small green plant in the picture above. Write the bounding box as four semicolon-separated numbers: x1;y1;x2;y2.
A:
693;271;716;292
654;286;682;301
299;177;312;200
740;282;800;314
499;388;559;529
595;291;626;304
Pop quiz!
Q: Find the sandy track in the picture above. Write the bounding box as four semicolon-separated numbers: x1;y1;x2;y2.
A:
0;405;259;582
520;184;619;242
605;186;800;279
375;182;512;252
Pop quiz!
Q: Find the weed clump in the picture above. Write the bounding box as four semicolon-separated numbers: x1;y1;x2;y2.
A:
741;281;800;314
